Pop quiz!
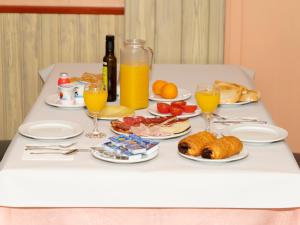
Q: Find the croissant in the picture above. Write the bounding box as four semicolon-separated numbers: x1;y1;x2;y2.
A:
178;131;217;156
202;136;243;159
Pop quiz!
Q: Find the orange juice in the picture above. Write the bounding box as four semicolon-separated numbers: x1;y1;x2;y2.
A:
195;91;220;113
120;64;149;109
84;89;108;114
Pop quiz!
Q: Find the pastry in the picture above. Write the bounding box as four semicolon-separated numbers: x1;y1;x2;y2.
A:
70;72;102;83
202;136;243;159
178;131;217;156
239;90;261;102
214;80;243;103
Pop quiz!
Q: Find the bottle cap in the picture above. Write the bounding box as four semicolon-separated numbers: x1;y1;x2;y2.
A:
106;35;115;41
60;72;69;77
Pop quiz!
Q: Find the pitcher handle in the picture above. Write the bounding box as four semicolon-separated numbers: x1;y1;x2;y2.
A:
144;47;153;70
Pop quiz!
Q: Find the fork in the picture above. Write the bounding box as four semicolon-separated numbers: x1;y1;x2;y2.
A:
25;142;76;149
29;149;79;155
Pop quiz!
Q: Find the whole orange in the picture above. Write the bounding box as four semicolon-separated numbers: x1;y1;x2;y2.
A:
152;80;167;95
160;83;178;99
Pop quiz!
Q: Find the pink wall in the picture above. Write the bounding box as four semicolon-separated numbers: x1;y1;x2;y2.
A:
225;0;300;152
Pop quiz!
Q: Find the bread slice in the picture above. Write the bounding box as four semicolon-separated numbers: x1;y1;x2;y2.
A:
214;80;243;103
239;90;261;102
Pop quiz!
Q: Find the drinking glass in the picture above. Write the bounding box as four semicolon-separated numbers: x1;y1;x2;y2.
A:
83;81;108;138
195;84;220;132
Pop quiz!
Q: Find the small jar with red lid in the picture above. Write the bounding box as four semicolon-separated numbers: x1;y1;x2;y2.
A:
57;72;71;86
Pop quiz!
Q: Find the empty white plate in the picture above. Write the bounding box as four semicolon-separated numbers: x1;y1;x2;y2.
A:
18;120;83;140
225;124;288;143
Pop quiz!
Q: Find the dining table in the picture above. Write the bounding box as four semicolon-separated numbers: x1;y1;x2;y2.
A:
1;63;300;225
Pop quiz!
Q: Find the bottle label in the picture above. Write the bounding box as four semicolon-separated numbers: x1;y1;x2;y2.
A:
102;62;108;89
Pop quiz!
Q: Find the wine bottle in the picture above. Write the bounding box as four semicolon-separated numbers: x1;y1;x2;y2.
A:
102;35;117;102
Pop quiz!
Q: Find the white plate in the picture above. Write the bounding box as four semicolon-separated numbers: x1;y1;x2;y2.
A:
225;124;288;143
111;127;192;140
178;149;248;163
45;94;85;108
18;120;83;140
148;103;200;119
149;88;192;102
220;101;254;107
91;149;158;164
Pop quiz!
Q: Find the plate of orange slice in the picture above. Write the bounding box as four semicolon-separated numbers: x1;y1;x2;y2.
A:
149;80;192;102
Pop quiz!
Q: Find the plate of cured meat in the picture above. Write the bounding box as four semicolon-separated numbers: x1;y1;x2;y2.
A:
110;116;191;140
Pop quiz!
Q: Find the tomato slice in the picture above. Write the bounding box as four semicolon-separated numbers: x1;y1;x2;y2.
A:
170;106;183;116
183;105;197;113
157;103;171;114
171;101;187;109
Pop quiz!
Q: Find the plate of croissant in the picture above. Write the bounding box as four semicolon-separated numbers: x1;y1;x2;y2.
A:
214;80;260;106
178;131;248;162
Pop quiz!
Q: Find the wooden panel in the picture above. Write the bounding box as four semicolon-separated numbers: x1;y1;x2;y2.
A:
0;0;124;7
125;0;155;49
79;15;100;62
155;0;182;63
114;15;125;60
182;0;210;64
208;0;225;63
1;14;23;138
0;15;5;137
60;15;80;62
21;14;42;115
0;6;124;15
40;14;60;70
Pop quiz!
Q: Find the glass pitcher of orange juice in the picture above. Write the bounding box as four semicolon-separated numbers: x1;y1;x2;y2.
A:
120;39;153;109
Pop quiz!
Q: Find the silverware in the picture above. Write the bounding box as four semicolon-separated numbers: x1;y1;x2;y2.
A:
213;120;267;124
29;149;79;155
25;142;77;149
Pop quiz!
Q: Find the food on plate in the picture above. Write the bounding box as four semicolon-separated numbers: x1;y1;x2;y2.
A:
178;131;243;160
213;80;260;104
156;101;197;116
201;136;243;159
157;103;171;114
160;82;178;99
178;131;217;156
239;90;261;102
111;116;190;137
171;101;187;108
213;80;243;103
70;72;102;83
152;80;168;95
152;80;178;99
170;106;183;116
99;105;134;118
183;105;197;113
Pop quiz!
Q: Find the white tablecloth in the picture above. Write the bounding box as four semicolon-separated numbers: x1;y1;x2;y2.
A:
0;64;299;208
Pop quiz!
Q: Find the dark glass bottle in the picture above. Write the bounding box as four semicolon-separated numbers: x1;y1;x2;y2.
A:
102;35;117;102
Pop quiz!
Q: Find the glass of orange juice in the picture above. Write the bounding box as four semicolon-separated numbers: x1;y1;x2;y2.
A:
195;84;220;132
83;81;108;138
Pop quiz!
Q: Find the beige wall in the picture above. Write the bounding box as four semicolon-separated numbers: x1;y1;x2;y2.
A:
0;0;225;140
225;0;300;152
